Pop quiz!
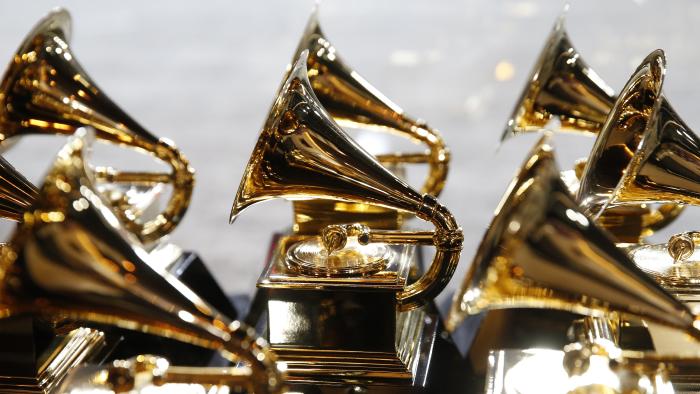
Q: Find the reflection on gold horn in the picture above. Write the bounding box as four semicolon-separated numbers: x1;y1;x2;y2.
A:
288;9;449;233
0;130;284;394
503;11;683;242
578;50;700;217
0;155;37;222
0;8;194;243
294;8;449;197
230;51;462;310
503;9;615;140
446;136;700;343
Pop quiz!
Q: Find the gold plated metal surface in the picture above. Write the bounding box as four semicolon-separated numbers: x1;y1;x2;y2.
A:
0;8;195;243
503;10;683;242
0;325;106;394
294;9;449;197
629;242;700;303
446;136;700;343
667;231;700;263
59;354;259;393
486;341;685;394
502;8;615;140
231;51;463;311
288;10;449;233
0;155;37;222
564;167;684;244
258;236;434;386
578;50;700;218
286;236;392;278
0;130;284;394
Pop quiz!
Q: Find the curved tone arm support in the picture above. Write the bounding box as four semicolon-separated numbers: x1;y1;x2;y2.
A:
321;195;463;311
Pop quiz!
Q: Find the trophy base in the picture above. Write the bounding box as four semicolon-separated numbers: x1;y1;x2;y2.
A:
247;234;472;393
0;317;108;394
248;287;471;393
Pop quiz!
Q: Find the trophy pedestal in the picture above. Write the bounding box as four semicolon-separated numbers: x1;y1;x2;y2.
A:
247;234;470;393
0;316;108;394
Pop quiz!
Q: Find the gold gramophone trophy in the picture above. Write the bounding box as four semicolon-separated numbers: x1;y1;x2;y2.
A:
0;129;285;394
0;7;238;368
502;8;684;244
575;49;700;310
286;9;449;235
230;51;463;392
0;8;194;244
446;135;700;391
0;155;103;394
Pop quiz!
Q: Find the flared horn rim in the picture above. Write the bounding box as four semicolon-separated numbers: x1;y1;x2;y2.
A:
501;7;571;142
577;50;666;217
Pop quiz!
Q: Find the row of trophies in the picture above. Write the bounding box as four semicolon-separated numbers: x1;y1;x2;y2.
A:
0;4;700;394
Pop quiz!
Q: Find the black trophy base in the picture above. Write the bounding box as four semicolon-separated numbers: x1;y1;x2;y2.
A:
104;250;237;366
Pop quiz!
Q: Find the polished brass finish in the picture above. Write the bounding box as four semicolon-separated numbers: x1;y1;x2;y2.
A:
503;9;615;140
565;166;682;243
667;231;700;263
231;51;463;311
487;341;681;394
0;155;37;222
293;199;402;234
595;204;679;244
568;316;620;347
629;241;700;303
289;10;449;233
446;136;700;343
256;236;435;386
0;326;106;394
294;9;449;197
503;12;683;241
578;50;700;220
0;9;195;243
0;130;284;394
60;354;260;393
286;235;392;278
581;50;700;306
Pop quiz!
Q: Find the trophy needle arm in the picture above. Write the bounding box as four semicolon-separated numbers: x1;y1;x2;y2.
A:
94;166;173;185
667;231;700;262
321;195;463;311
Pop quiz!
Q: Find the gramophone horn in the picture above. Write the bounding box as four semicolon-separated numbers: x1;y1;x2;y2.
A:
0;155;37;222
502;10;683;241
231;51;462;310
502;8;615;141
577;50;700;217
0;130;284;394
0;8;194;244
292;8;449;196
445;136;700;343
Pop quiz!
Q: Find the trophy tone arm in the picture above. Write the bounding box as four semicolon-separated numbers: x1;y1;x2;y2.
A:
321;194;463;311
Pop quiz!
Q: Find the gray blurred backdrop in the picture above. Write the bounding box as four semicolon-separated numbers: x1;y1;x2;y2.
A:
1;1;700;309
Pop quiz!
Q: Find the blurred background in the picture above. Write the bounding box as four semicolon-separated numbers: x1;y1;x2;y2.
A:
1;0;700;309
